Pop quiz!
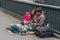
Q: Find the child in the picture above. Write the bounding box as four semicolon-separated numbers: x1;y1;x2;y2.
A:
24;12;31;24
20;12;31;25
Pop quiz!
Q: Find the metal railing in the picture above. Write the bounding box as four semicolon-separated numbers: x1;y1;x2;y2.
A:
12;0;60;9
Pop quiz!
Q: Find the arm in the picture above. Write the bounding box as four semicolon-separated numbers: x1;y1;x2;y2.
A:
31;10;35;17
28;31;35;34
40;14;45;22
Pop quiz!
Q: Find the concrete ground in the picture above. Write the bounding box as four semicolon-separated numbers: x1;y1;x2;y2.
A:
0;11;60;40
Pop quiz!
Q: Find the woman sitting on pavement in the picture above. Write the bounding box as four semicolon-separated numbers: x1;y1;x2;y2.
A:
30;7;46;27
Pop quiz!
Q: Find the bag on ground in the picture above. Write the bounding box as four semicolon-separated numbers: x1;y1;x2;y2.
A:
35;25;54;38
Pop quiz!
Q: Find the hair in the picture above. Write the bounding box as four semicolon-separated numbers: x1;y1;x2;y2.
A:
31;7;45;18
34;7;45;14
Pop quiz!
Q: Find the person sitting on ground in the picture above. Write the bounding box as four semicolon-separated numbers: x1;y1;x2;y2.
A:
30;7;45;27
24;12;31;24
31;7;54;38
21;12;31;25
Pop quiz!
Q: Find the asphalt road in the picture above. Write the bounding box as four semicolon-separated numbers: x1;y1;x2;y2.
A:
0;11;60;40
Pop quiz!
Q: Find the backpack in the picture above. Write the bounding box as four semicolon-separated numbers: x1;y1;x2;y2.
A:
35;25;54;38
